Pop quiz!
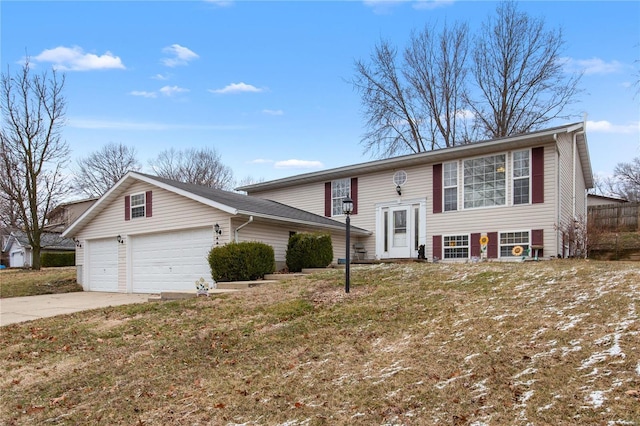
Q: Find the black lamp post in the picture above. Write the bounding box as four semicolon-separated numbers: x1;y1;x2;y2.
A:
342;196;353;293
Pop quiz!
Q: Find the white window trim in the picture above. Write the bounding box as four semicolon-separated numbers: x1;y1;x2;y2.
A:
331;178;351;217
443;161;458;212
130;192;146;219
443;233;470;259
512;149;531;206
498;229;531;258
462;152;508;210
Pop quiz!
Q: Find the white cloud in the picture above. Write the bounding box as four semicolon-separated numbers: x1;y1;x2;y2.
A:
263;109;284;116
413;0;454;10
562;57;625;75
129;91;157;98
33;46;125;71
274;159;324;169
159;85;189;96
203;0;234;6
152;73;170;80
586;120;640;134
209;82;263;94
162;44;199;67
68;118;244;131
248;159;274;164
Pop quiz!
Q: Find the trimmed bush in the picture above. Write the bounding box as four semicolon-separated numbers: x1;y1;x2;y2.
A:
286;232;333;272
208;241;275;282
40;251;76;267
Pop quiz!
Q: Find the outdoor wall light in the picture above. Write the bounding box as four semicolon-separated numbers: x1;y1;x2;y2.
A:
73;238;82;248
396;184;402;196
116;235;124;244
214;223;222;245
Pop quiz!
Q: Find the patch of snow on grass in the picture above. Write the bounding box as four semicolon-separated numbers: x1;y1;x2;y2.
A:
464;353;480;363
513;367;538;379
636;362;640;376
537;402;555;412
557;313;590;331
580;332;626;369
587;390;605;408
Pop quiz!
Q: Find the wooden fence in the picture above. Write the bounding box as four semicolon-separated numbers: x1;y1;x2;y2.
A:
588;202;640;232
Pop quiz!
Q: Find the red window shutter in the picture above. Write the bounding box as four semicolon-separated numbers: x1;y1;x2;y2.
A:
324;182;331;217
433;163;442;214
470;233;481;258
145;191;153;217
432;235;442;260
351;178;358;215
487;232;498;258
531;229;544;257
532;147;544;204
124;195;130;221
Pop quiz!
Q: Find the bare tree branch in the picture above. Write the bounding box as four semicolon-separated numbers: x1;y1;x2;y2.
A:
469;1;581;138
149;146;234;190
73;142;141;197
0;59;70;269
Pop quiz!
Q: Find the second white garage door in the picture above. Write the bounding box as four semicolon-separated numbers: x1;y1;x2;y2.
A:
131;227;214;293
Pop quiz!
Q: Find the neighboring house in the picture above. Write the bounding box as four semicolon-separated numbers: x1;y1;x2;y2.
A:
239;122;593;263
62;173;371;293
45;198;98;232
587;194;628;207
5;231;76;268
64;122;592;293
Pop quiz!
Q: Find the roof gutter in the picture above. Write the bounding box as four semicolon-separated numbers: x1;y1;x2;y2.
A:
234;216;253;242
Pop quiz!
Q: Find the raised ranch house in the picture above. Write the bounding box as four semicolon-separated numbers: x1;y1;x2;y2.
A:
64;122;592;293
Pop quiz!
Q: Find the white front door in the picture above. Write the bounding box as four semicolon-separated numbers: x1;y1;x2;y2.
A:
376;200;426;259
389;206;410;258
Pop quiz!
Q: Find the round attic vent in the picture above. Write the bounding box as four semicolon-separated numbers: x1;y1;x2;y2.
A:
393;170;407;187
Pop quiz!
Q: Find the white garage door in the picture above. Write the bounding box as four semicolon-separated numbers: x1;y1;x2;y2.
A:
131;227;214;293
88;238;118;292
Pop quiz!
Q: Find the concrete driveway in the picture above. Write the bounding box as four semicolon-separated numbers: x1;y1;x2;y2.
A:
1;292;150;326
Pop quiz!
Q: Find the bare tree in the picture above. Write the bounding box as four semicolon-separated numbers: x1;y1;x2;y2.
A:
73;142;141;197
353;40;425;157
149;147;234;190
0;60;69;269
353;1;581;158
606;157;640;201
404;21;473;149
469;1;581;138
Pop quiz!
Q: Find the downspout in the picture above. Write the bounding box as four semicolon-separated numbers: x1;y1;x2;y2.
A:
554;133;560;258
234;216;253;242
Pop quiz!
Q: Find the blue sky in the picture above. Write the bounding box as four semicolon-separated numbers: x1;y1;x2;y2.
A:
2;1;639;188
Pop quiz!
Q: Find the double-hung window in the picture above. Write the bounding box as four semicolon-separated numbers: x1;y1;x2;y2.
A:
513;150;530;205
463;154;506;209
331;178;351;216
443;162;458;211
443;235;469;259
130;193;146;218
499;231;529;257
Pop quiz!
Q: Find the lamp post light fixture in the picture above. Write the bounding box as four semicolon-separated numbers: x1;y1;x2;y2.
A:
342;196;354;293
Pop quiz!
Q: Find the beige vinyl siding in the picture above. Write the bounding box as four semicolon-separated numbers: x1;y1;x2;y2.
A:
250;182;327;217
427;142;558;259
249;144;561;260
232;217;347;269
76;182;231;291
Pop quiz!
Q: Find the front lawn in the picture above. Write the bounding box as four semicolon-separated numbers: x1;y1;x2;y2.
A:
0;267;82;298
1;260;639;425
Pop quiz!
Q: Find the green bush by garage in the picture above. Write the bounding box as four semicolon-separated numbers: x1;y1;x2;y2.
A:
40;252;76;267
208;241;275;282
286;232;333;272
